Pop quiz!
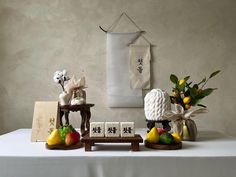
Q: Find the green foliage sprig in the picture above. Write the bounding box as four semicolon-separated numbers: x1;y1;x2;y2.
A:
170;70;221;110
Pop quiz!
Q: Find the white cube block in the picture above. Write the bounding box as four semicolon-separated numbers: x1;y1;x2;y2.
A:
90;122;104;137
120;122;135;137
105;122;120;137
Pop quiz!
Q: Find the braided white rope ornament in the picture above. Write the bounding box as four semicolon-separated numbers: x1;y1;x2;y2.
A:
144;89;171;121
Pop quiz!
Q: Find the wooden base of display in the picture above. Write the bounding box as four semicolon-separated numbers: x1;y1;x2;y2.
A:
81;134;143;151
45;142;83;150
60;104;95;137
145;140;182;150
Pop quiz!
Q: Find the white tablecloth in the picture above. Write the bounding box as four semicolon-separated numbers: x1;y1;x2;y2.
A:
0;129;236;177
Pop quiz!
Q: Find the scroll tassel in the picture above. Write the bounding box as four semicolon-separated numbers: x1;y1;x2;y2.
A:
182;120;190;140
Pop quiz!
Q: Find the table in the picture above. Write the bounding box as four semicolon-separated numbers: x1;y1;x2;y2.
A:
82;134;143;151
0;129;236;177
60;104;94;136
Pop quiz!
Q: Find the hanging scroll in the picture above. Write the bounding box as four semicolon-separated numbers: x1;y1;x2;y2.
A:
100;13;153;107
129;44;151;89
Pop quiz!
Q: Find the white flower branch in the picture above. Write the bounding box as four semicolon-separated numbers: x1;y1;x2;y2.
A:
53;69;70;92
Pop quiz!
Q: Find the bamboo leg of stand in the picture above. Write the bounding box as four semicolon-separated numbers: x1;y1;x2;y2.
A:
80;111;87;136
64;111;70;125
85;110;91;135
60;111;64;126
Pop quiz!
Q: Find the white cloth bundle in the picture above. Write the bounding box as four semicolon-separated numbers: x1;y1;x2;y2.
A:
144;89;171;121
129;44;151;89
106;32;143;107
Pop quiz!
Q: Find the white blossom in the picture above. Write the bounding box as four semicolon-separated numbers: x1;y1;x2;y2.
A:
53;69;70;91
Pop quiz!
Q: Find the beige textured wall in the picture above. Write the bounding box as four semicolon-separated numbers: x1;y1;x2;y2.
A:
0;0;235;136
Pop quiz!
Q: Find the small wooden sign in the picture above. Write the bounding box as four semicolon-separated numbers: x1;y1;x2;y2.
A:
90;122;105;137
31;101;60;142
105;122;120;137
120;122;135;137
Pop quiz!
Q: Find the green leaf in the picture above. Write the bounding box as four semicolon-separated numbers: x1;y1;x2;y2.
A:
209;70;221;78
195;95;205;99
193;84;199;89
170;74;178;84
191;98;202;106
186;82;193;87
197;104;207;108
177;83;185;91
189;88;197;97
201;88;214;97
190;99;197;106
184;76;190;81
172;88;179;93
198;77;206;85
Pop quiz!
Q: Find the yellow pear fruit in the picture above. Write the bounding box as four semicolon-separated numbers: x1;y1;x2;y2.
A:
47;129;62;146
146;127;159;143
172;133;182;143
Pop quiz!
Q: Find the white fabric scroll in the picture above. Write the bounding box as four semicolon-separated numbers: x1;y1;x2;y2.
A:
129;44;151;89
106;32;143;107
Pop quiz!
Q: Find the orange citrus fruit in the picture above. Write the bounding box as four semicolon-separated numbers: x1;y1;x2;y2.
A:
179;79;185;85
185;104;191;110
173;91;179;97
183;96;191;104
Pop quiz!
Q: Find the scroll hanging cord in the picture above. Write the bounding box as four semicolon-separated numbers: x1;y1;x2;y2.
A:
99;12;153;45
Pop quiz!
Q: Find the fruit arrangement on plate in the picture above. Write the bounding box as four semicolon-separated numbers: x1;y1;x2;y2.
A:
145;127;182;150
46;125;82;150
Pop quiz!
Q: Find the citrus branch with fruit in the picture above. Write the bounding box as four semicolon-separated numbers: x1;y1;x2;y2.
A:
145;70;221;144
170;70;221;110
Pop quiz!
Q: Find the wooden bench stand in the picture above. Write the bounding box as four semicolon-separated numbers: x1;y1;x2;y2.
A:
81;134;143;151
59;104;94;136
